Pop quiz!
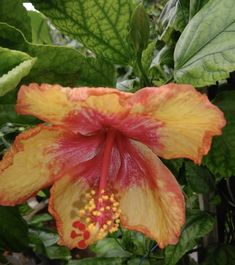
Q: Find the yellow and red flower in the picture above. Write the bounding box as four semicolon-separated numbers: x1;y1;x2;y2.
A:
0;83;225;249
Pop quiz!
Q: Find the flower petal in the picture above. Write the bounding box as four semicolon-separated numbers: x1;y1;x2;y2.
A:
0;125;61;205
17;84;131;133
116;140;185;248
49;176;92;249
129;84;226;163
49;176;119;249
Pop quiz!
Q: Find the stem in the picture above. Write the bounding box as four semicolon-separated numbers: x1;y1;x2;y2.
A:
98;129;116;195
136;52;150;87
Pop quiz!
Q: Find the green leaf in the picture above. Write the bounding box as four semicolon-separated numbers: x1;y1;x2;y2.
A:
0;104;38;125
174;0;235;87
28;213;53;226
142;42;156;73
0;22;115;87
201;245;235;265
68;257;126;265
29;229;58;247
91;238;132;258
0;58;36;97
185;161;214;194
0;0;32;41
0;206;29;251
28;11;52;44
203;91;235;178
160;0;189;43
121;230;151;256
31;0;135;65
45;245;71;260
162;158;183;178
129;4;150;54
164;210;215;265
0;47;36;96
189;0;209;19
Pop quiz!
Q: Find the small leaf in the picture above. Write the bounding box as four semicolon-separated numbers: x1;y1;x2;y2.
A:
45;245;71;260
0;206;29;251
160;0;189;43
203;91;235;178
129;4;150;54
0;104;38;125
28;213;53;226
0;58;36;97
174;0;235;87
91;238;132;258
68;257;126;265
185;161;214;194
32;0;135;65
0;47;36;96
164;210;215;265
0;0;32;41
201;245;235;265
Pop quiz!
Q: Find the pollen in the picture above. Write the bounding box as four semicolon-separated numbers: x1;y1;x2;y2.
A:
71;189;121;245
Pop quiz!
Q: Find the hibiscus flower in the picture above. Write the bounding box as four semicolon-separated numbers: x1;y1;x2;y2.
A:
0;83;225;249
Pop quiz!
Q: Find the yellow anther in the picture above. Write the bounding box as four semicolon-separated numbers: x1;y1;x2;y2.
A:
112;207;117;212
85;193;91;199
113;202;119;207
79;209;85;216
86;217;91;223
92;210;101;216
110;197;115;202
91;190;96;195
102;195;109;200
102;224;108;230
106;206;111;210
100;207;105;212
110;227;118;233
107;220;112;226
115;219;120;224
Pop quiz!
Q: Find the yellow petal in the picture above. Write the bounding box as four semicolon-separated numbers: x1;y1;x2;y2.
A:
50;176;118;249
0;125;61;205
17;84;131;133
118;141;185;248
129;84;226;163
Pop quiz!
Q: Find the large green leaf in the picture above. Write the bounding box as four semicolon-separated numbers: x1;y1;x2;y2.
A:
203;91;235;178
0;47;36;96
164;210;215;265
31;0;135;65
0;206;29;251
0;0;32;41
28;11;52;44
174;0;235;87
201;245;235;265
189;0;209;19
0;22;115;87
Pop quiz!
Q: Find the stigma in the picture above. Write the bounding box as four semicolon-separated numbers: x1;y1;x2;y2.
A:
70;189;121;247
